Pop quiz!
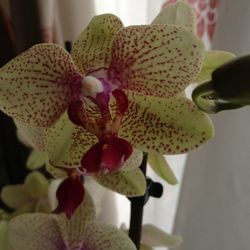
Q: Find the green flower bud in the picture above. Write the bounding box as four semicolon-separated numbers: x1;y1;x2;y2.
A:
192;55;250;113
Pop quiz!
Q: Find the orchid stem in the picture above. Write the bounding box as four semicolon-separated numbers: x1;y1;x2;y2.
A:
65;41;72;53
129;153;147;249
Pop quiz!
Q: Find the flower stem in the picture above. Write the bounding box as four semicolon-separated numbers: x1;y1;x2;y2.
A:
129;153;147;249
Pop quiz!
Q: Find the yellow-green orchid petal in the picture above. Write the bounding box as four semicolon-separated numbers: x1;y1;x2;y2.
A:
10;202;36;218
0;44;81;127
57;192;95;246
24;171;49;199
1;185;30;210
46;161;68;179
26;150;47;170
35;199;51;213
1;171;50;216
194;50;236;84
120;91;214;155
82;221;136;250
152;1;196;32
0;210;9;221
109;24;204;98
0;220;8;250
95;168;146;197
8;192;135;250
71;14;124;74
15;120;46;151
148;153;178;185
141;224;182;248
45;112;97;169
140;244;152;250
8;213;65;250
121;148;143;172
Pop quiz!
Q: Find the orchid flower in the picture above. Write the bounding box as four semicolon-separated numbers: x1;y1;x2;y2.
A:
26;150;47;170
1;171;50;216
0;5;213;217
7;192;136;250
0;172;51;250
16;122;146;218
147;2;236;185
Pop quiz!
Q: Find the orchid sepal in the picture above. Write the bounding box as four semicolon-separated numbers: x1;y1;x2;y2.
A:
0;43;81;127
94;168;146;197
120;91;214;155
152;1;196;32
148;153;178;185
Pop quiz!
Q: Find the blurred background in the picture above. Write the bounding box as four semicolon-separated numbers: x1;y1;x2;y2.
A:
0;0;250;249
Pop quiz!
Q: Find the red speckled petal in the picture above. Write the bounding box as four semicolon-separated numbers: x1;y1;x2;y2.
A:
108;25;204;98
15;120;46;151
67;99;103;136
8;214;66;250
121;148;143;172
0;43;81;127
45;112;97;169
45;161;68;179
57;192;95;248
71;14;123;75
120;91;214;155
82;222;136;250
8;193;95;250
95;168;146;197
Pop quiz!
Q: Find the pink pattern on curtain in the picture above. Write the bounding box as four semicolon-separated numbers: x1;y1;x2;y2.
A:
162;0;218;43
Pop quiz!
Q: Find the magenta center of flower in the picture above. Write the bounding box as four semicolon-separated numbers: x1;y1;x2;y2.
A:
68;76;133;175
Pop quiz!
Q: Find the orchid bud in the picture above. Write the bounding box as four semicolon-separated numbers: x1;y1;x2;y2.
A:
192;55;250;113
212;55;250;105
